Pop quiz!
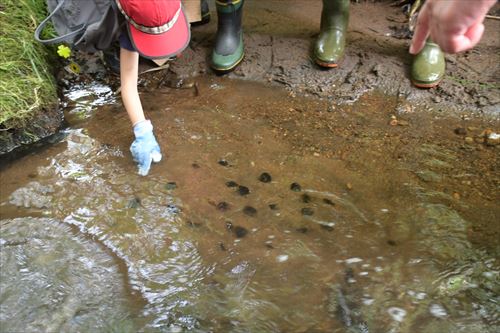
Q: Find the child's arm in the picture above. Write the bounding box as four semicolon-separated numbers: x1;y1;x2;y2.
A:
120;48;145;125
120;47;162;176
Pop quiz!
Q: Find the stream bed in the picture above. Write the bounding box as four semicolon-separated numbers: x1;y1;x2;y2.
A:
1;77;498;332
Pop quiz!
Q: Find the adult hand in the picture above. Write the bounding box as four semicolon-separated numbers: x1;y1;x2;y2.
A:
410;0;496;54
130;120;162;176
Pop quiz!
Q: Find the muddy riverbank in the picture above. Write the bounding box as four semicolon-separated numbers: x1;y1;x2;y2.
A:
1;0;498;155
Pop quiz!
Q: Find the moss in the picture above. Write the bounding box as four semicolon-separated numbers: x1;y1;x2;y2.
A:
0;0;57;129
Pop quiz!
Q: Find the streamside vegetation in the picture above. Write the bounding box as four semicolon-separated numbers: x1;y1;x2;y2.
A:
0;0;58;148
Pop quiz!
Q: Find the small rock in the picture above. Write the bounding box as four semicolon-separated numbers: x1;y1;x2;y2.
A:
397;120;409;126
259;172;272;183
389;119;399;126
453;192;460;200
433;96;442;103
276;254;289;262
243;206;257;216
464;137;474;144
191;163;200;168
268;204;278;210
454;127;467;136
165;182;177;190
127;197;141;209
296;227;308;233
238;186;250;195
346;183;353;190
416;170;442;183
301;207;314;216
323;198;335;206
321;224;334;232
387;240;397;246
485;132;500;146
474;136;485;144
186;220;202;228
290;182;302;192
372;64;382;76
301;194;312;203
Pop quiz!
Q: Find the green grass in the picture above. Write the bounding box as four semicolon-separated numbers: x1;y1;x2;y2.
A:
0;0;57;129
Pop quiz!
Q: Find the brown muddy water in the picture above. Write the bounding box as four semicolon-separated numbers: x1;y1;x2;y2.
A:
1;77;499;332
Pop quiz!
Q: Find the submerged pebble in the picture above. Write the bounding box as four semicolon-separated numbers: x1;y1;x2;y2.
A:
301;207;314;216
238;186;250;196
269;204;278;210
165;182;177;190
387;307;407;322
127;197;141;209
321;224;334;232
429;303;448;318
276;254;289;262
186;220;202;228
259;172;272;183
290;182;302;192
296;227;308;233
301;194;312;203
323;198;335;206
243;206;257;216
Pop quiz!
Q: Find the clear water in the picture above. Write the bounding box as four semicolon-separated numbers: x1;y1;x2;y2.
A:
1;77;498;332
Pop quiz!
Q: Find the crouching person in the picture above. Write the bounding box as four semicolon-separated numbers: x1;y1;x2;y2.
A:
116;0;190;175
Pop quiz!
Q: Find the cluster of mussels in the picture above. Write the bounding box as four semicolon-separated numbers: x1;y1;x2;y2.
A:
216;159;338;240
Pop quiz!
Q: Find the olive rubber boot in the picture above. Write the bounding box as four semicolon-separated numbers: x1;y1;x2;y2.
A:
313;0;350;68
211;0;244;72
411;39;445;88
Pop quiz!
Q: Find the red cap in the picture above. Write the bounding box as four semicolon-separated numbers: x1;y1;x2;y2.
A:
115;0;190;59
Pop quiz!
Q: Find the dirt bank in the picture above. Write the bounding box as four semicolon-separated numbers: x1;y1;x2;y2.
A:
1;0;498;157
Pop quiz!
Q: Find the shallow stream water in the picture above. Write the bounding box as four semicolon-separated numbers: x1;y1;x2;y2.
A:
1;77;498;332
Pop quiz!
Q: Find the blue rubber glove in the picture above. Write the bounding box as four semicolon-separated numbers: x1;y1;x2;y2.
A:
130;120;162;176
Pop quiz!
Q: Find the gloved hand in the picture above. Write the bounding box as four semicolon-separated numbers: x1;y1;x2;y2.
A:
130;120;162;176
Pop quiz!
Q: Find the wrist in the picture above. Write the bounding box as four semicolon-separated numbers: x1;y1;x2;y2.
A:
133;119;153;137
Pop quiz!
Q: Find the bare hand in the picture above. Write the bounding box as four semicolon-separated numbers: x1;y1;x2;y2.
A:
410;0;496;54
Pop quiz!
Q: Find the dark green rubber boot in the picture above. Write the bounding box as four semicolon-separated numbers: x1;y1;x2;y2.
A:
411;39;445;88
313;0;350;68
211;0;244;72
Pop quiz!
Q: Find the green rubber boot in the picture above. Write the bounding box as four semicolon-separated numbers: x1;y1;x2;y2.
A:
313;0;350;68
211;0;244;72
411;39;445;88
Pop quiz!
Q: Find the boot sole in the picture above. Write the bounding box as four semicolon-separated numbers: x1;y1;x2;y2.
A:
411;78;442;89
315;59;338;68
211;52;245;72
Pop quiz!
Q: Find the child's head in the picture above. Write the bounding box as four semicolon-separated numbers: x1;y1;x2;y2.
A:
115;0;190;59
